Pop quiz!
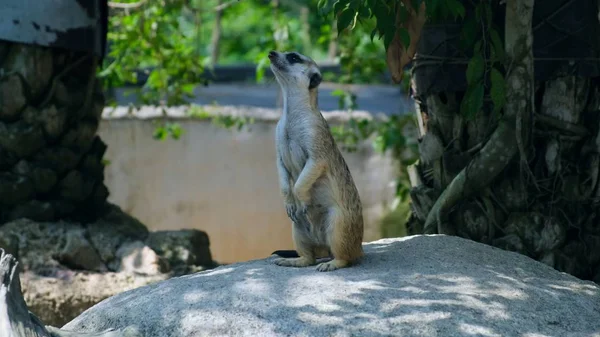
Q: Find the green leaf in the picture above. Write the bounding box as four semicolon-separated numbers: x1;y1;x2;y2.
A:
460;84;485;120
399;28;410;48
466;54;485;85
446;0;465;19
181;83;194;95
370;28;378;42
474;40;482;53
460;19;477;51
490;28;505;60
490;68;506;114
334;0;351;15
153;126;168;141
358;5;371;19
337;8;356;35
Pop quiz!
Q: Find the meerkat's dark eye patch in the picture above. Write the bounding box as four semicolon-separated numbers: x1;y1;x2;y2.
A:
286;53;302;64
309;72;322;89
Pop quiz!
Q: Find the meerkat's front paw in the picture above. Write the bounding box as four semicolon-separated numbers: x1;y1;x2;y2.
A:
274;256;316;268
316;259;350;272
285;203;298;223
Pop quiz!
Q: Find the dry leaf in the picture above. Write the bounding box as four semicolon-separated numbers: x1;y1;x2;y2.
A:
386;0;427;83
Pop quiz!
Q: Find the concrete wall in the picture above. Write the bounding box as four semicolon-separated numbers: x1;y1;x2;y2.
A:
99;106;398;264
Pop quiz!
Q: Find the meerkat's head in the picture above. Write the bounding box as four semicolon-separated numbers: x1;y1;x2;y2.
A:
268;50;322;92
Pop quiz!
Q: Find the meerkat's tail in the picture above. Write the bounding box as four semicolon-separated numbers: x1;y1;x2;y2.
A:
271;250;300;258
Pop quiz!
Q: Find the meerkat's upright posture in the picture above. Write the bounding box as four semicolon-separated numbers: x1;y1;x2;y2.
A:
268;50;364;272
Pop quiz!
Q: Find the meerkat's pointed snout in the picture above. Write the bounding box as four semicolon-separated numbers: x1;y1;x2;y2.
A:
268;50;278;60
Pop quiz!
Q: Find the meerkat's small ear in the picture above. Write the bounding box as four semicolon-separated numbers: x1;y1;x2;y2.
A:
309;73;322;89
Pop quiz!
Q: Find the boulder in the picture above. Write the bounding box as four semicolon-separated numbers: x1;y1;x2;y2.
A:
111;241;170;275
0;205;215;327
64;235;600;337
146;229;214;275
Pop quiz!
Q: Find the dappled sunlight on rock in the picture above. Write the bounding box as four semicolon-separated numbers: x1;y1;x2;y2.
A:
182;290;208;303
190;266;234;278
232;277;272;297
64;235;600;337
458;323;502;337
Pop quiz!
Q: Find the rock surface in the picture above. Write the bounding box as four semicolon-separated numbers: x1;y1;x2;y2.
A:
146;229;214;275
21;270;168;329
0;204;215;327
65;235;600;337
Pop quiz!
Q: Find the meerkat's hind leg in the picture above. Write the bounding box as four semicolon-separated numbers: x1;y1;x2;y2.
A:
274;256;316;268
316;258;349;272
316;209;363;272
274;226;318;268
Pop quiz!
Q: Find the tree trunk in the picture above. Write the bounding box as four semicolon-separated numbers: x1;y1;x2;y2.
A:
407;0;600;283
0;41;110;224
327;18;338;61
210;0;222;67
300;5;312;55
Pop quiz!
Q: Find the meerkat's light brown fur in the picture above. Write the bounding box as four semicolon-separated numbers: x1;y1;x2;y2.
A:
268;50;364;272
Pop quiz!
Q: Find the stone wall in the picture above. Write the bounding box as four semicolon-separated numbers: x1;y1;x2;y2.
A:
99;105;399;264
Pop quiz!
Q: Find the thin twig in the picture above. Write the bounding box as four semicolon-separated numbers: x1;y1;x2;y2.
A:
214;0;241;11
108;0;147;9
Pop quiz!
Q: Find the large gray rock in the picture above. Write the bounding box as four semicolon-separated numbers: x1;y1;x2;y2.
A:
64;235;600;337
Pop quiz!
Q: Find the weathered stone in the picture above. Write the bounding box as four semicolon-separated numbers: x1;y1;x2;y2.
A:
111;241;169;275
4;44;53;99
0;233;18;260
89;136;108;158
60;119;99;153
54;78;85;109
0;74;26;121
12;159;31;175
58;229;107;272
31;167;58;193
8;200;55;222
64;236;600;337
80;154;104;178
0;219;66;272
90;93;105;119
86;204;149;266
0;173;33;205
0;120;45;157
40;105;67;139
21;267;166;329
50;200;76;218
33;147;80;175
58;170;94;202
89;183;109;206
147;229;214;272
0;147;18;170
12;160;58;193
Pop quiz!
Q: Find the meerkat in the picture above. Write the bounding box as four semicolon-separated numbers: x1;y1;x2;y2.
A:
268;50;364;272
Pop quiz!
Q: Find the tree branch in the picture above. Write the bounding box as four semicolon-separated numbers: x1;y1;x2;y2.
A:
423;0;536;234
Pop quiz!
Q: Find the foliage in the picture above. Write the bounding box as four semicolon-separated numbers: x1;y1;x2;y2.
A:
101;0;210;107
318;0;507;120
